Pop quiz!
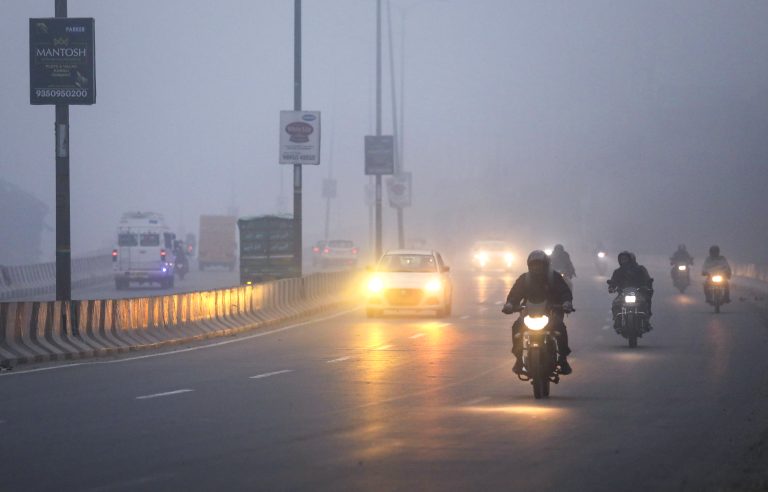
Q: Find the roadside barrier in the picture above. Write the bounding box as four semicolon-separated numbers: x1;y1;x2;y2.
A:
0;254;113;301
0;270;361;367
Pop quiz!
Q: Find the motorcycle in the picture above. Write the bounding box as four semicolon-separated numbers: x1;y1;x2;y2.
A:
595;251;609;276
504;301;572;399
611;286;651;348
704;273;729;313
671;263;690;293
175;256;189;280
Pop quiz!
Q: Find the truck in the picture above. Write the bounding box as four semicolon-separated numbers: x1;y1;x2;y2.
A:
237;215;298;284
197;215;237;271
112;212;176;289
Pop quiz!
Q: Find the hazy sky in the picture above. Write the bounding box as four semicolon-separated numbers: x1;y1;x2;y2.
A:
2;0;768;264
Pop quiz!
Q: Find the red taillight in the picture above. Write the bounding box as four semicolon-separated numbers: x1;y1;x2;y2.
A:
352;248;358;255
312;247;320;253
112;249;118;262
323;248;330;254
187;245;193;253
160;249;167;260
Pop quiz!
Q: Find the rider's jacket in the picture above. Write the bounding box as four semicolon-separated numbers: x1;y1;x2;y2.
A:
670;250;693;265
609;262;653;291
702;255;731;278
506;270;573;307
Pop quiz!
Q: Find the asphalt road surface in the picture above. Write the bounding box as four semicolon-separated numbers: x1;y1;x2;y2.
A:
2;267;767;491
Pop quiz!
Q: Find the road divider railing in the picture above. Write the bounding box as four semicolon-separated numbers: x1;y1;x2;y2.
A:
0;270;362;367
0;254;113;301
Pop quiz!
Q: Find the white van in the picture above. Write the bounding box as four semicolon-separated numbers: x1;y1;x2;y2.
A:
112;212;176;289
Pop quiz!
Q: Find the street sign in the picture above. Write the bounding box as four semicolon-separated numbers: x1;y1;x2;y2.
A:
364;135;394;175
387;172;412;208
322;178;337;199
279;111;321;165
29;18;96;105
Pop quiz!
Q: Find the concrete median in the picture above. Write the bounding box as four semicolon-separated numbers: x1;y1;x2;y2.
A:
0;270;361;368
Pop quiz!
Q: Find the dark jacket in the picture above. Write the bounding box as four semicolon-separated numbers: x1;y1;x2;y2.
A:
506;270;573;307
670;249;693;265
550;250;576;277
609;262;653;291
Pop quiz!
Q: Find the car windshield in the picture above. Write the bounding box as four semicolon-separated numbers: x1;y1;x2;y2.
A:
140;233;160;247
118;233;138;247
329;240;353;248
378;254;437;273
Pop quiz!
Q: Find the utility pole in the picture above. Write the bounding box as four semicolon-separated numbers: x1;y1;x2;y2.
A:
54;0;71;302
386;0;404;248
293;0;303;276
375;0;383;260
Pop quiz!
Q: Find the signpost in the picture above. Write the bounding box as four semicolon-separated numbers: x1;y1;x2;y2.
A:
386;172;412;209
29;3;95;309
364;135;395;176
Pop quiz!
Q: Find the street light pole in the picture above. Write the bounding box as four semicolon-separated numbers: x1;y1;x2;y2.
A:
386;0;405;249
293;0;303;276
54;0;71;302
375;0;383;260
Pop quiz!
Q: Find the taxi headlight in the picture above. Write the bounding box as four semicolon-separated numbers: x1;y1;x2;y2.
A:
524;315;549;331
678;265;687;271
624;295;637;303
712;275;723;283
425;279;443;293
474;251;488;263
368;276;384;293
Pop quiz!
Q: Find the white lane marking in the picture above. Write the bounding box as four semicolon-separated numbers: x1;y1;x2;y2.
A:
136;389;194;400
249;370;293;380
460;315;470;320
409;333;425;339
0;307;362;377
464;396;491;406
371;344;393;350
327;356;352;364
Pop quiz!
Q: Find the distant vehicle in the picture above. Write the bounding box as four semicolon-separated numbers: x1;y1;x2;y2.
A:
311;240;327;267
470;240;515;271
198;215;237;271
112;211;175;289
238;215;298;284
366;249;452;318
318;240;359;269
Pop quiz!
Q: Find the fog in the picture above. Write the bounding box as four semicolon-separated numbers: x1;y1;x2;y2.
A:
2;0;768;265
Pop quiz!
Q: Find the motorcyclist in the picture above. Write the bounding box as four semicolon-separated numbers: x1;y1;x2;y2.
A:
502;250;574;375
173;241;189;273
550;244;576;279
608;251;654;322
670;244;694;266
702;245;731;303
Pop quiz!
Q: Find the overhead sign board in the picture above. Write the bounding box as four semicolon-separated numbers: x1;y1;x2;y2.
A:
364;135;394;175
387;172;412;208
279;111;321;165
29;17;96;105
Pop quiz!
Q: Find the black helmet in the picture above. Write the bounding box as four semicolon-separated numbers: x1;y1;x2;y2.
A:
709;245;720;257
554;244;564;253
618;251;633;266
527;250;550;275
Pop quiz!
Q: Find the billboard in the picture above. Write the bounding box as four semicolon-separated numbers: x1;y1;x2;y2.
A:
279;111;321;165
387;172;412;208
364;135;395;175
29;18;96;105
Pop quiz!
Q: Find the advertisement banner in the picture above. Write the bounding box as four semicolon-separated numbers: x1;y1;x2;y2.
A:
364;135;394;175
387;172;412;208
279;111;321;165
29;18;96;105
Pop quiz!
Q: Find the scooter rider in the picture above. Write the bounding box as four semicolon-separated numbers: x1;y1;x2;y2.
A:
608;251;654;321
702;245;732;303
502;250;574;375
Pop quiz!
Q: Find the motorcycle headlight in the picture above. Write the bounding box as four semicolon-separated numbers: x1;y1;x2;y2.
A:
524;315;549;331
712;275;723;283
544;248;553;256
368;276;384;293
597;251;606;259
424;279;442;293
678;265;687;271
624;294;637;303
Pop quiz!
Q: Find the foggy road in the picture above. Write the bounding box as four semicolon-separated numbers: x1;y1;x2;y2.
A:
2;267;767;491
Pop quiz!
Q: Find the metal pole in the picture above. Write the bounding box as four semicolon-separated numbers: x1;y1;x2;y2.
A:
293;0;303;276
54;0;71;303
375;0;383;260
386;0;405;249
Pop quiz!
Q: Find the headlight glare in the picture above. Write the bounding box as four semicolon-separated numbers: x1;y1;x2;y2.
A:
425;279;442;293
524;315;549;331
678;265;687;271
368;276;384;293
624;294;637;303
712;275;723;283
